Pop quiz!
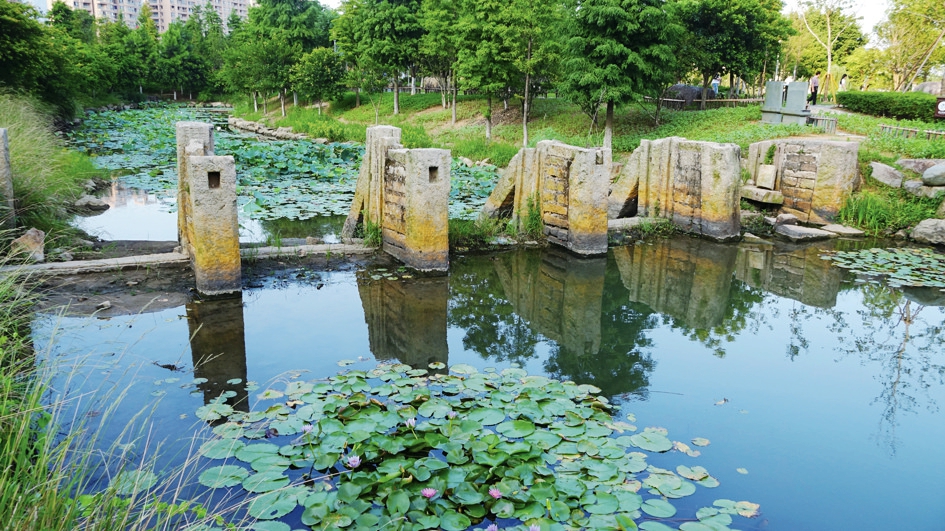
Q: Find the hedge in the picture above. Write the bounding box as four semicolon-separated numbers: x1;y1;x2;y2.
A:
836;90;939;122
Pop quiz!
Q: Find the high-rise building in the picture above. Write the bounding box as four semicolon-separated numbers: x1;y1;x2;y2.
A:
46;0;253;32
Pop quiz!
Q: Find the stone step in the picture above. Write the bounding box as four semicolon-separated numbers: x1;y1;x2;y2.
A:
775;224;838;242
820;224;865;237
741;185;784;204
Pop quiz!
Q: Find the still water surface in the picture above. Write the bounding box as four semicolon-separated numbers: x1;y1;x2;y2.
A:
36;239;945;530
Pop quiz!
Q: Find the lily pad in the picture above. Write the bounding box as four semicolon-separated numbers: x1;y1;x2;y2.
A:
198;465;250;488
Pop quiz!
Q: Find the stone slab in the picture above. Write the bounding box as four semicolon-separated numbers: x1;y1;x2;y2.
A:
869;162;903;188
904;180;945;199
922;163;945;186
741;185;784;204
775;224;838;242
757;164;777;189
896;158;945;174
820;224;865;237
607;217;660;231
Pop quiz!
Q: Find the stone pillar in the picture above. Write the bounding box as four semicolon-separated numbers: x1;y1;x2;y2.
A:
176;121;240;297
537;141;610;255
761;81;784;124
383;148;451;271
0;129;14;230
342;125;402;239
188;297;249;413
176;122;214;255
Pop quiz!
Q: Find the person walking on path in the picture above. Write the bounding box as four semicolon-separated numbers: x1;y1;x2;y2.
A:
839;74;848;92
711;75;721;97
810;71;820;106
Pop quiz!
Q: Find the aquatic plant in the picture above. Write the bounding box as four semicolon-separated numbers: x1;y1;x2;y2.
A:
194;363;760;530
822;247;945;289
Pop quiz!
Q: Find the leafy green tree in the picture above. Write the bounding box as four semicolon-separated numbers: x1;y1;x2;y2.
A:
290;47;345;114
677;0;791;108
419;0;462;118
127;2;160;93
560;0;684;148
48;1;96;44
251;0;334;52
797;0;864;96
875;0;945;91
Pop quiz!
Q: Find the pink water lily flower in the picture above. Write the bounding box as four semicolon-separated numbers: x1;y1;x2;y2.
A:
346;455;361;468
529;525;540;531
488;487;502;499
486;524;499;531
420;488;437;499
405;418;417;429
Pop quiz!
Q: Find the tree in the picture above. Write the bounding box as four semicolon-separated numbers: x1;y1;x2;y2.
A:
419;0;462;118
798;0;861;98
291;48;345;114
251;0;334;52
560;0;684;148
362;0;423;115
875;0;945;91
127;2;160;93
678;0;792;109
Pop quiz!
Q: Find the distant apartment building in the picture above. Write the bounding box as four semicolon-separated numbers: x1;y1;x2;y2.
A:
47;0;253;32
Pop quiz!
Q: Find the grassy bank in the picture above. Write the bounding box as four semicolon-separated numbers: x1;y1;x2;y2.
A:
234;92;810;166
0;94;105;246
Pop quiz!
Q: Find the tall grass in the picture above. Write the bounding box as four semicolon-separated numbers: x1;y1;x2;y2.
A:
0;93;105;241
837;188;942;235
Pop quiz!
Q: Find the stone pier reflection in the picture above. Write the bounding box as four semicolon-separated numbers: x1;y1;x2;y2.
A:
357;273;449;368
187;296;249;412
614;238;738;329
494;248;606;357
734;243;842;308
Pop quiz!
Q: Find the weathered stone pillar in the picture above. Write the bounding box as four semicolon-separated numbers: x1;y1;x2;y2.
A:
0;128;15;230
176;122;214;255
537;141;610;255
188;297;249;413
383;148;451;271
342;125;402;239
176;121;240;296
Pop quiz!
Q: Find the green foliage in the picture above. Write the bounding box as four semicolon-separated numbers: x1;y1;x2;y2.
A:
193;363;759;530
0;94;102;238
362;219;382;247
448;217;502;249
836;91;939;122
290;48;345;112
836;112;945;160
764;144;776;165
837;188;941;235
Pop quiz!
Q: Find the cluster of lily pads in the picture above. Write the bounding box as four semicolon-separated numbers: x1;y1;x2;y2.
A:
822;247;945;289
190;363;759;531
66;104;499;222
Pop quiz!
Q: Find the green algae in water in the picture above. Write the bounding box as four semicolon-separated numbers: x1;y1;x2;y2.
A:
193;363;760;530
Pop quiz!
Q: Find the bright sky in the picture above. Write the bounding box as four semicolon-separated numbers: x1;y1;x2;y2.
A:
783;0;889;34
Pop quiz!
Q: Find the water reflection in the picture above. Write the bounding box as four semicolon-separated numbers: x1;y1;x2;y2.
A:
357;274;449;369
734;242;842;308
187;296;249;413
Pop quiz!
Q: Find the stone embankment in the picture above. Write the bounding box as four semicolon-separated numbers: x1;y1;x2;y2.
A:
228;117;328;143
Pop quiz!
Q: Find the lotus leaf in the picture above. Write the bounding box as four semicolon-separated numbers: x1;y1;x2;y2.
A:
630;430;673;453
640;498;676;518
198;465;250;488
199;438;244;459
243;471;289;493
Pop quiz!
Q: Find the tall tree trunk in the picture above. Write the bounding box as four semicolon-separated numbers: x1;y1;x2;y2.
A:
729;72;735;99
410;68;416;96
700;73;710;110
441;75;447;108
252;91;258;113
263;93;268;115
485;95;492;140
523;39;532;148
451;73;457;125
393;78;400;115
603;100;613;151
280;89;286;117
355;86;360;107
317;100;322;115
293;91;298;107
173;90;177;100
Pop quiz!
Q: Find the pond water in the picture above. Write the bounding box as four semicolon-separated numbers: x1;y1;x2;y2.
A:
66;105;496;244
36;237;945;530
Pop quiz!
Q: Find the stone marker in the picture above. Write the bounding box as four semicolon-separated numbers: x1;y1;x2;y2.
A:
922;163;945;186
11;228;45;262
869;162;903;188
761;81;784;124
781;82;811;125
775;224;837;242
176;122;241;297
0;129;14;230
911;219;945;245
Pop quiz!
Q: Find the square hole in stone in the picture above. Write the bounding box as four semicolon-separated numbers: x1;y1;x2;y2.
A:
208;171;221;189
429;166;438;183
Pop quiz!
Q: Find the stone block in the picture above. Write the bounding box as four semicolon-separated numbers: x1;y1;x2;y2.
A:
870;162;903;188
904;180;945;199
807;141;860;224
896;158;945;174
757;164;777;189
820;224;864;237
0;129;13;230
785;82;809;112
11;228;44;262
537;141;609;255
343;126;402;238
911;219;945;245
741;185;784;205
922;163;945;186
747;140;778;185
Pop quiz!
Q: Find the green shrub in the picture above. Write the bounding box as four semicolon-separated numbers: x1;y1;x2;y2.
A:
837;91;938;122
448;217;502;249
837;188;942;235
